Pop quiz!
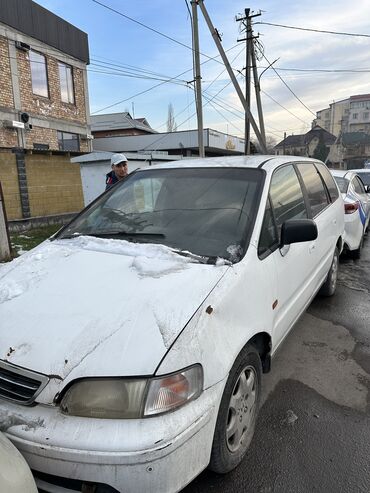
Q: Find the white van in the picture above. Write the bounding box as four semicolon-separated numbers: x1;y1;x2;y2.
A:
0;155;344;493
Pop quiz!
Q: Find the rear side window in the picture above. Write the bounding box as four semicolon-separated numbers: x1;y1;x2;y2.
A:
356;172;370;186
352;176;366;194
297;163;329;217
270;164;308;241
315;163;339;201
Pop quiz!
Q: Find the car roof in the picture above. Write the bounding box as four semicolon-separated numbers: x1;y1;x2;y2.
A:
138;154;323;172
349;168;370;173
330;169;358;180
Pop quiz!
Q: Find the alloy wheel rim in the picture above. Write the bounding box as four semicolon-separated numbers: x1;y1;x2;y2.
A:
226;365;257;453
331;254;338;290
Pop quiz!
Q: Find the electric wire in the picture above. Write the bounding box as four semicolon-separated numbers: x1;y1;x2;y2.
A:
91;44;240;114
255;21;370;39
91;0;226;66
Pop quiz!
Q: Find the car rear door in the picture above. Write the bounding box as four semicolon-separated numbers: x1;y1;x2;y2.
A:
295;162;335;289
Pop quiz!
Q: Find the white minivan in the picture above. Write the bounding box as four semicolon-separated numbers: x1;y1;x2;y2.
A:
0;155;344;493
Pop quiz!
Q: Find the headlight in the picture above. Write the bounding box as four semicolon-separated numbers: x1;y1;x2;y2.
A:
60;365;203;419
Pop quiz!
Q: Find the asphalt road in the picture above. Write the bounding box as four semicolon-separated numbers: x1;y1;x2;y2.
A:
184;237;370;493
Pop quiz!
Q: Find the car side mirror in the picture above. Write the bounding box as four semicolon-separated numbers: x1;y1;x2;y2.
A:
281;219;318;246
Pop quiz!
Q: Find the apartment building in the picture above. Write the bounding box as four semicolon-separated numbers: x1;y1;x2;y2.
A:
0;0;91;221
313;94;370;136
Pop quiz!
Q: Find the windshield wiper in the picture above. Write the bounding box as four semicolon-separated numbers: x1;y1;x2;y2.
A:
170;248;231;266
55;231;165;240
90;231;166;239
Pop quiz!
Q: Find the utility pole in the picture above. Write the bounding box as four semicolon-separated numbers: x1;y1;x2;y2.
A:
237;9;265;154
251;37;266;147
197;0;267;153
236;9;252;154
191;0;205;158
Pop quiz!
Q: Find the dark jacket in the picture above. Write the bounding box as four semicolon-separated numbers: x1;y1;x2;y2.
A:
105;170;119;190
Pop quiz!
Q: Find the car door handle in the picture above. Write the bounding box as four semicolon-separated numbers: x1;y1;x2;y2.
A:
309;244;316;253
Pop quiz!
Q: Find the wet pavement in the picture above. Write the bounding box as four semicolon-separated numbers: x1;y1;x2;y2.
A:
184;237;370;493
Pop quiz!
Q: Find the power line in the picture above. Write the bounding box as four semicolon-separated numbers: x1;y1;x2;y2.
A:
261;51;316;117
91;44;240;114
255;21;370;39
260;88;310;126
91;0;226;66
258;65;370;74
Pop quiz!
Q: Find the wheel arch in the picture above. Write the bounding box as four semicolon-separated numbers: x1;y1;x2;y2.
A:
336;236;343;254
247;331;272;374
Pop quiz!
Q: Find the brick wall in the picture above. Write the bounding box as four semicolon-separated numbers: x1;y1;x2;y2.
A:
0;36;14;109
17;49;87;126
25;154;84;217
0;151;22;220
0;36;18;149
24;126;89;152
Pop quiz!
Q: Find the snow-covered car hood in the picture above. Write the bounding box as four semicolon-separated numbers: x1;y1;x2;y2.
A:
0;237;229;380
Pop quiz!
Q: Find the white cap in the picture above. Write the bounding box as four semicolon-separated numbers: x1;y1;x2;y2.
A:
111;153;128;166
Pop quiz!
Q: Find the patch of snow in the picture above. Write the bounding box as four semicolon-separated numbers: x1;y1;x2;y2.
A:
56;235;192;261
131;255;189;278
226;244;243;262
0;242;76;304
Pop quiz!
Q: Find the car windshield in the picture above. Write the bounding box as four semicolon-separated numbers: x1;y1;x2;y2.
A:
57;167;263;262
356;172;370;186
333;176;349;193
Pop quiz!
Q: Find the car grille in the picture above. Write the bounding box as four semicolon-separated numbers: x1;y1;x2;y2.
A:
0;360;49;404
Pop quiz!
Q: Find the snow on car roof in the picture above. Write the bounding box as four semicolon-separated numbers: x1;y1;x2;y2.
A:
138;154;322;171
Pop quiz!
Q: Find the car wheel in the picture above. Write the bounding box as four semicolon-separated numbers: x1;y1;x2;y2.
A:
319;247;339;296
350;233;364;260
209;345;262;474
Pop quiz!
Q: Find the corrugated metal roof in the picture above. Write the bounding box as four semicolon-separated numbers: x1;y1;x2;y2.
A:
91;112;157;134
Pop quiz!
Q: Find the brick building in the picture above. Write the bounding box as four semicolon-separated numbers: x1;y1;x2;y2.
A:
0;0;91;222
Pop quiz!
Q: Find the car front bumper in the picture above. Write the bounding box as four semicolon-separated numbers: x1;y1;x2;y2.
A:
0;379;225;493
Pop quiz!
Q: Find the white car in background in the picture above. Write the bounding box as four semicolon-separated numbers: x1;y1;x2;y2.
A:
0;431;38;493
331;169;370;259
351;168;370;192
0;156;344;493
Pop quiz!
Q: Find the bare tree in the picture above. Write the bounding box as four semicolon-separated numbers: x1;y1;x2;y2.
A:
167;103;177;132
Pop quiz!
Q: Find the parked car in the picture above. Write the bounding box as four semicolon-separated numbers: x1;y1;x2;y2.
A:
0;155;344;493
330;169;370;258
0;431;38;493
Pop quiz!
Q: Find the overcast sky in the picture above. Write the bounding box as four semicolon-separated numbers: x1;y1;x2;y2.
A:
35;0;370;143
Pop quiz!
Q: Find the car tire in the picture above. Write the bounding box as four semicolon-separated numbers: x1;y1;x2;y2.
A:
350;233;364;260
208;345;262;474
319;246;339;296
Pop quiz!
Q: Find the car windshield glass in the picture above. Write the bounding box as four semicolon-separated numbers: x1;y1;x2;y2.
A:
356;172;370;186
57;167;263;262
333;176;349;193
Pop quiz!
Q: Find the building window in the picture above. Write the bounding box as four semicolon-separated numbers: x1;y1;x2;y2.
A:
363;112;369;120
57;131;80;151
29;50;49;98
353;113;358;120
58;62;75;104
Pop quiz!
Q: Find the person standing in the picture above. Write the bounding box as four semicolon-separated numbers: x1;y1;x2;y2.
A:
105;154;128;190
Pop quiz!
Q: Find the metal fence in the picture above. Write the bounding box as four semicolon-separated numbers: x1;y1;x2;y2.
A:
0;182;11;262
